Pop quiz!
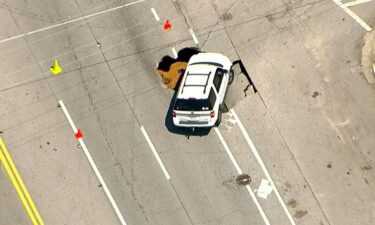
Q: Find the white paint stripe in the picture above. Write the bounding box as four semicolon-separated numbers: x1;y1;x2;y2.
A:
140;126;171;180
171;47;178;58
230;109;296;225
58;100;128;225
0;0;146;44
214;128;242;174
344;0;375;7
333;0;372;31
246;185;271;225
150;8;160;21
189;28;199;44
214;128;270;225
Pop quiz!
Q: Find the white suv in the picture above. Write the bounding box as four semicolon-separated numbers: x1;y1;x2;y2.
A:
172;53;233;128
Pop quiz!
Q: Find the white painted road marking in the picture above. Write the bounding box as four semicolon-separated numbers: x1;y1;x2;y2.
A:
58;100;128;225
150;8;160;21
344;0;375;7
256;179;274;200
189;28;199;44
214;128;242;174
230;109;297;225
214;127;271;225
333;0;372;31
0;0;147;44
171;47;178;58
140;126;171;180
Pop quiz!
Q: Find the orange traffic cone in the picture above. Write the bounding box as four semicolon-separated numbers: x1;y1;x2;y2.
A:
50;59;62;75
163;20;172;30
75;128;84;139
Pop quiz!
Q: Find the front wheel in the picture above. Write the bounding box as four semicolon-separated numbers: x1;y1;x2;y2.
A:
228;69;234;85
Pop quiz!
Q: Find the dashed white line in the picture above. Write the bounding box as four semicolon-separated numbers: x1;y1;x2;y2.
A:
171;47;178;58
140;126;171;180
230;109;297;225
344;0;375;7
150;8;160;21
214;127;270;225
189;28;199;44
333;0;372;31
0;0;147;44
58;100;128;225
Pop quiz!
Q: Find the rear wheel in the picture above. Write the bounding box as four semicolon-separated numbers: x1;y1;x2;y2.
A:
215;110;222;126
220;103;229;113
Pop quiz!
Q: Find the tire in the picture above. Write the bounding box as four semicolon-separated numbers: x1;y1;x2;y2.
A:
220;103;229;113
215;110;222;127
228;69;234;85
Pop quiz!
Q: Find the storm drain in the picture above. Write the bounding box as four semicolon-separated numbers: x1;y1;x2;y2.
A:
236;174;252;186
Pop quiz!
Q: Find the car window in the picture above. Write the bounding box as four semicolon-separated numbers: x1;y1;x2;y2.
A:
213;68;224;92
174;99;212;111
174;88;216;111
208;88;217;107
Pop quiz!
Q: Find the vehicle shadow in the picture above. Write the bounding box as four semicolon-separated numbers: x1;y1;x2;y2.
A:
157;55;176;72
157;47;200;71
177;47;200;62
165;90;211;138
232;59;257;94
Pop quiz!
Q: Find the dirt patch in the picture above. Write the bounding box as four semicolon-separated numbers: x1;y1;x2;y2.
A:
312;91;320;98
287;199;297;208
361;164;373;170
221;12;233;21
222;176;239;190
294;210;308;219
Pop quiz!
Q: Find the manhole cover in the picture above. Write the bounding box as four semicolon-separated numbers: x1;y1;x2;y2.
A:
236;174;251;186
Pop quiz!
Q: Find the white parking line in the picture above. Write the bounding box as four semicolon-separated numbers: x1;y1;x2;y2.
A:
333;0;372;31
150;8;160;21
0;0;147;44
214;127;270;225
171;47;178;58
230;109;296;225
58;100;128;225
214;128;242;174
189;28;199;44
140;126;171;180
344;0;375;7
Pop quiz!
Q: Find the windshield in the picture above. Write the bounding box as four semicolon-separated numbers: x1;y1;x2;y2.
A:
174;99;212;111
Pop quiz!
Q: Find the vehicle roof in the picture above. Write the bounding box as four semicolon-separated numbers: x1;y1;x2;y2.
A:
177;64;217;99
176;52;232;100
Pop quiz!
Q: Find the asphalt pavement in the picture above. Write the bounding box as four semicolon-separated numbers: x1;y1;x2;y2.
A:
0;0;375;225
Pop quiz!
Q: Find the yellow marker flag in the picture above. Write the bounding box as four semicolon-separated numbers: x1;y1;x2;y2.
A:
50;59;62;75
